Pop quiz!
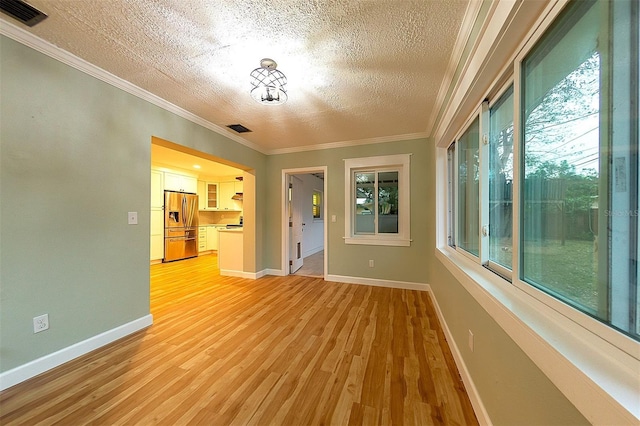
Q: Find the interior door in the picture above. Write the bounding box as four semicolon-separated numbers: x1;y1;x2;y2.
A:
289;175;304;273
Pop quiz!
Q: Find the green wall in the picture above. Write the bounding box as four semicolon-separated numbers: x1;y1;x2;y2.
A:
266;139;431;283
0;35;266;372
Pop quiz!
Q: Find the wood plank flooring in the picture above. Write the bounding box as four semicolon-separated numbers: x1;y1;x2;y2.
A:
0;254;477;425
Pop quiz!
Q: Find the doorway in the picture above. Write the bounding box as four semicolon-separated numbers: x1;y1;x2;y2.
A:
150;137;251;271
282;167;328;279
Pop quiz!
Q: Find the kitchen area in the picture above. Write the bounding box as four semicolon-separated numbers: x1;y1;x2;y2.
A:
150;142;246;275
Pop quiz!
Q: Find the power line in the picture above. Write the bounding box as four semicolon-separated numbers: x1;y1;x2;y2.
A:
526;125;598;155
525;110;598;132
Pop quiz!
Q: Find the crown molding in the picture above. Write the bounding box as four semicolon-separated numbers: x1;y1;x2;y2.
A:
0;18;268;155
426;0;484;138
431;0;555;147
268;132;428;155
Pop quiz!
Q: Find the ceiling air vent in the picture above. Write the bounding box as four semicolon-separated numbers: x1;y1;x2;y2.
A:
227;124;252;134
0;0;47;26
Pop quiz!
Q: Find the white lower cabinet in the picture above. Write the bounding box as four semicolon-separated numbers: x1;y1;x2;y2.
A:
198;227;207;252
198;226;224;252
207;226;222;251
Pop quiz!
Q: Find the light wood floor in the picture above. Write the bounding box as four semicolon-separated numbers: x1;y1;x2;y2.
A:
0;254;477;425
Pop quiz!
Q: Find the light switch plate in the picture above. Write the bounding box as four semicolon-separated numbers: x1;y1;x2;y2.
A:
128;211;138;225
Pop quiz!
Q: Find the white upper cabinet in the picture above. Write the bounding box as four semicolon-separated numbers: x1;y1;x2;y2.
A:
206;183;219;209
217;179;243;211
198;181;219;210
164;172;197;193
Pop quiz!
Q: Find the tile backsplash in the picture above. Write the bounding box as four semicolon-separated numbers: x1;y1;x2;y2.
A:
199;211;241;225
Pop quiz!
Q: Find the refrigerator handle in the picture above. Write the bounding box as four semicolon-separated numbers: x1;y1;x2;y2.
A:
182;195;186;227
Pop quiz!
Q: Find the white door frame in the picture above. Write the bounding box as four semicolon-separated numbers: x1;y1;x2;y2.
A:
281;166;328;279
290;175;305;273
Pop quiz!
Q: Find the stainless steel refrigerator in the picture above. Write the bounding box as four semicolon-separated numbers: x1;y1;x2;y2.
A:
164;191;199;262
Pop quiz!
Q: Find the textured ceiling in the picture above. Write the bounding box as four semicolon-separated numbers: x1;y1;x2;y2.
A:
4;0;471;154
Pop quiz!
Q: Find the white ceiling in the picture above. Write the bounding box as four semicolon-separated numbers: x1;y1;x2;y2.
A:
2;0;473;154
151;144;243;179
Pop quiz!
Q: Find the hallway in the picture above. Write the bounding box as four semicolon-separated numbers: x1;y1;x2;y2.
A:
293;250;324;278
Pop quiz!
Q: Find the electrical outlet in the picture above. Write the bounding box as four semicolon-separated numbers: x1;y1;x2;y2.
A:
369;259;374;267
127;211;138;225
468;330;474;352
33;314;49;333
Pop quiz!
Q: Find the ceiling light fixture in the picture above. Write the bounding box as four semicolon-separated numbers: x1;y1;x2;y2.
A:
249;58;288;105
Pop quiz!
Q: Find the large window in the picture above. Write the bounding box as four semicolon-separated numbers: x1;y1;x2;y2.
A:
345;154;410;246
521;0;638;336
446;0;639;340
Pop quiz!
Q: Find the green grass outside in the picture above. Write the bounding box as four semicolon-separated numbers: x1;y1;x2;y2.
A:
492;238;598;311
522;239;598;311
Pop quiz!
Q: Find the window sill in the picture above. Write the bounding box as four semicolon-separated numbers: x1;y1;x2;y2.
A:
345;236;411;247
435;246;639;424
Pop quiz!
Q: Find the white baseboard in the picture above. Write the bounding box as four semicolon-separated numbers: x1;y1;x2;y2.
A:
242;270;268;279
302;246;324;259
265;268;286;277
219;269;261;279
253;269;268;279
426;289;491;425
326;274;430;292
0;314;153;391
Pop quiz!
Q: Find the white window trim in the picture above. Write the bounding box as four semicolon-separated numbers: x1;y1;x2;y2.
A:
435;0;640;423
344;154;411;246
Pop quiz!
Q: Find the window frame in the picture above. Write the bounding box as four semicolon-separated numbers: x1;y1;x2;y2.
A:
312;189;323;221
486;80;516;279
437;0;639;422
344;154;411;246
509;0;639;351
451;108;486;263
